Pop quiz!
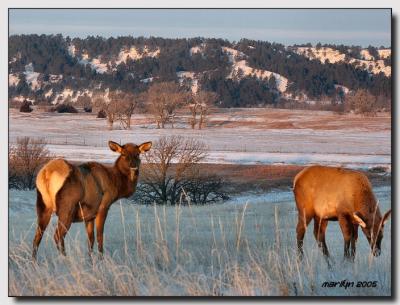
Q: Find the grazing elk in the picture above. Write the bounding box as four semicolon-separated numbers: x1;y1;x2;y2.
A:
293;165;391;260
32;140;152;259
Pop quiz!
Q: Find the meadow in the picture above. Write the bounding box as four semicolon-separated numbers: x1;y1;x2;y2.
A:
9;185;391;296
8;108;392;296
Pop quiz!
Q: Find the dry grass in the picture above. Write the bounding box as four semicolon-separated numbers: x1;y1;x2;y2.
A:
9;188;391;297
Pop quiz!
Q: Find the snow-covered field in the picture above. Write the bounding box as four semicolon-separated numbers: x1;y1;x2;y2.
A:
8;107;392;296
9;108;391;170
9;185;391;296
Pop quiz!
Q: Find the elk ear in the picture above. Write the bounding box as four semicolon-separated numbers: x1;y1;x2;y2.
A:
382;209;392;226
138;141;152;153
109;141;123;153
353;213;367;228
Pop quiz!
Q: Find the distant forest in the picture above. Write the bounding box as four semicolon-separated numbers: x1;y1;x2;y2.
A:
8;34;391;108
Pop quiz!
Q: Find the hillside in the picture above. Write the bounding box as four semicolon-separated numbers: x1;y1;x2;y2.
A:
8;35;391;107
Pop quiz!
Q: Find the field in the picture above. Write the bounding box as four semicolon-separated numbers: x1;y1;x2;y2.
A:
8;108;392;296
9;108;391;168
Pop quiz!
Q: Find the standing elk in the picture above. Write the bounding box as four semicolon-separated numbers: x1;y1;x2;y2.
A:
293;165;391;260
32;140;152;259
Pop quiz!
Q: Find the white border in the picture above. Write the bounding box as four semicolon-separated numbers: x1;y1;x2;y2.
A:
1;1;398;304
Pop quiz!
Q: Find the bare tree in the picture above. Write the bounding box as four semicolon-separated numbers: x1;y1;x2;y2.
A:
189;90;218;129
93;91;140;130
109;91;139;129
134;136;227;205
93;95;117;130
9;137;52;189
76;94;92;112
145;82;188;128
345;89;378;116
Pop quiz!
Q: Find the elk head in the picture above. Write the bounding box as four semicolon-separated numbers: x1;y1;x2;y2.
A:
353;209;392;256
109;141;152;181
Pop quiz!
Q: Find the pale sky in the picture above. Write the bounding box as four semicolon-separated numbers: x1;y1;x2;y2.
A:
9;9;391;47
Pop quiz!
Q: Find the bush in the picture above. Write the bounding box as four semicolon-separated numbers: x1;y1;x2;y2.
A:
345;89;378;116
84;106;92;113
9;137;51;190
97;109;107;118
54;103;78;113
19;100;33;113
133;136;227;205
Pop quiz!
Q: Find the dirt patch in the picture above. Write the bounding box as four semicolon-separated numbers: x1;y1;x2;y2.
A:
138;163;390;195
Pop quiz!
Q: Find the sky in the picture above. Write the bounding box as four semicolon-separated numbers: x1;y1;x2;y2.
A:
9;9;391;47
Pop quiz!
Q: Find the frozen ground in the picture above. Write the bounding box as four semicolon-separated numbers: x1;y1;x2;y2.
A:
9;108;391;170
9;185;391;296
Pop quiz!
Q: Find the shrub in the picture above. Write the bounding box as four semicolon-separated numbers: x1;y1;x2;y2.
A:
97;109;107;118
9;137;51;190
345;89;377;116
133;136;227;205
19;100;33;113
54;103;78;113
84;106;92;113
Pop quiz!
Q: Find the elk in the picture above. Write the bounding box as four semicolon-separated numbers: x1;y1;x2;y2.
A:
32;140;152;259
293;165;391;260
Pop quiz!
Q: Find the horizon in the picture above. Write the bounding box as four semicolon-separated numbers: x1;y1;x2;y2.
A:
7;32;392;49
9;9;391;48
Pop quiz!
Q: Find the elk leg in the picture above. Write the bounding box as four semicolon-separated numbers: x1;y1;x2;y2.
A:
95;207;109;255
313;217;329;257
85;219;95;254
338;215;353;260
296;212;312;257
32;191;52;259
54;205;76;256
350;224;359;258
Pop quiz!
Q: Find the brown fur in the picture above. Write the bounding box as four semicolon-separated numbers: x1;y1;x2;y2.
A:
293;165;391;260
32;140;152;258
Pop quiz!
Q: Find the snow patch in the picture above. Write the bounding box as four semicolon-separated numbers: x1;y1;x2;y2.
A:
44;89;53;98
334;84;350;94
222;47;288;92
295;47;391;77
190;43;206;56
140;77;154;83
378;49;391;59
360;49;374;61
9;74;20;86
24;63;41;90
116;46;160;64
177;71;199;94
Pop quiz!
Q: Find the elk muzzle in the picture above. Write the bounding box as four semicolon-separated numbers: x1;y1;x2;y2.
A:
130;167;139;180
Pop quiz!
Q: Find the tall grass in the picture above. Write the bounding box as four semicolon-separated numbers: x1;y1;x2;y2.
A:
9;189;391;296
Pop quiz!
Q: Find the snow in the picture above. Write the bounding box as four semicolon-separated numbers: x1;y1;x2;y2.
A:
9;108;391;170
176;71;199;94
8;74;20;86
295;47;391;77
222;47;289;92
44;89;53;98
67;44;76;57
23;63;41;90
378;49;391;59
190;43;206;56
116;46;160;65
349;58;391;77
295;47;345;64
334;84;350;94
68;44;160;74
225;185;390;208
50;89;93;105
206;151;390;169
140;77;154;83
360;49;374;61
49;74;63;83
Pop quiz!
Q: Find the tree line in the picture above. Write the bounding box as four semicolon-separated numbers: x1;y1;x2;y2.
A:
9;34;391;108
